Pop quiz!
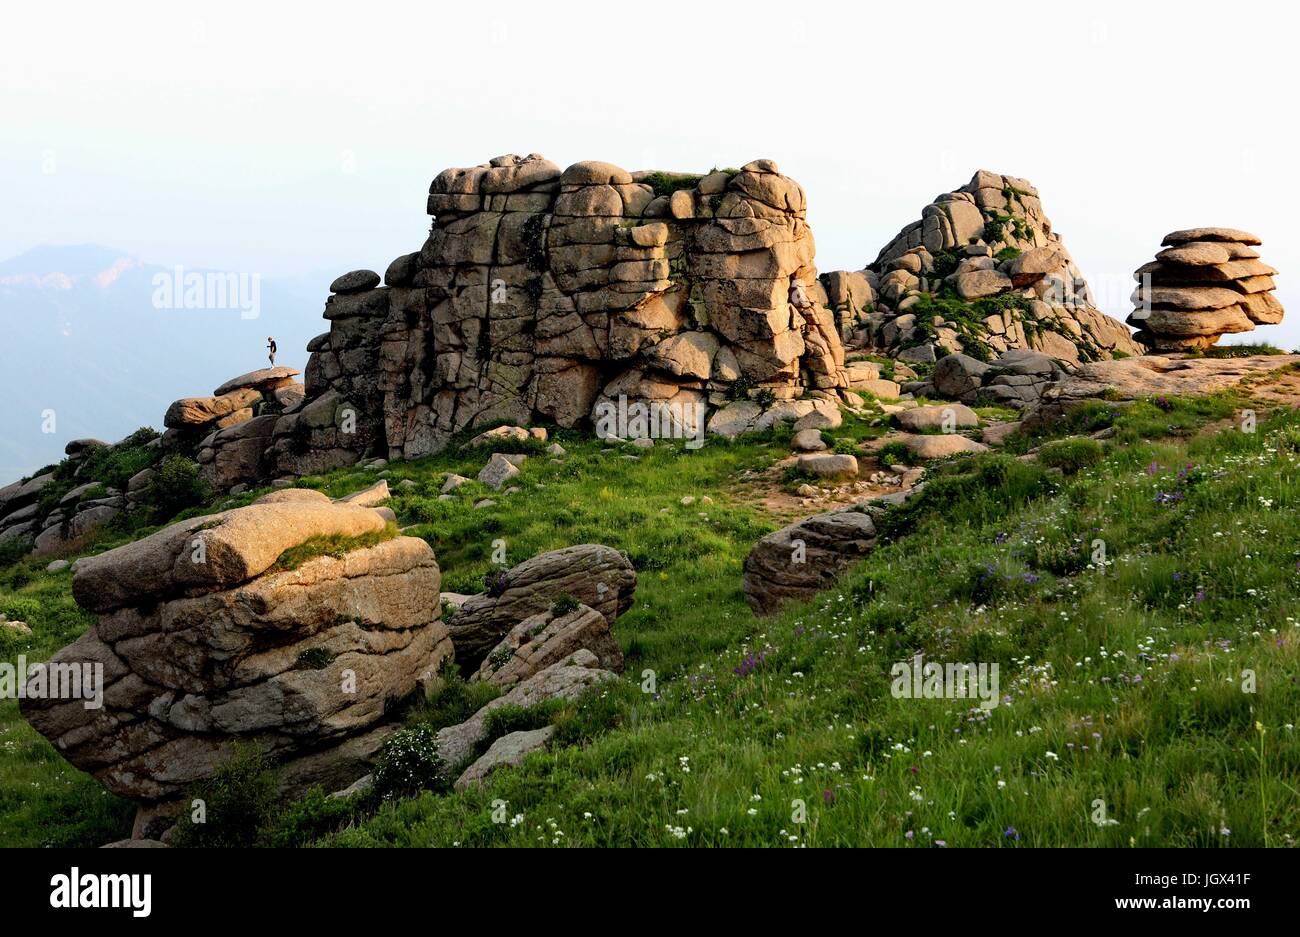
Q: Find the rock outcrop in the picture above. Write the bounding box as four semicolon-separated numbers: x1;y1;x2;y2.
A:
435;650;618;771
823;171;1141;365
20;495;450;816
743;509;877;616
446;543;636;670
902;349;1070;411
1025;353;1300;429
1127;228;1283;351
267;155;851;472
472;602;624;687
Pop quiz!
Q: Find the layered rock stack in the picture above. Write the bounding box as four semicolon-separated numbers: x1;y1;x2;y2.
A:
161;367;302;452
823;171;1142;365
20;491;450;833
1127;228;1283;351
267;154;852;472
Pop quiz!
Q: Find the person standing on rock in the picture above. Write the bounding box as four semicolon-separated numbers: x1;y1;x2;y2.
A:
267;336;277;366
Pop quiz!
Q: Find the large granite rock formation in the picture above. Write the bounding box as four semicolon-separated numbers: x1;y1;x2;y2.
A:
268;155;850;472
20;492;450;815
1127;228;1283;351
823;170;1142;365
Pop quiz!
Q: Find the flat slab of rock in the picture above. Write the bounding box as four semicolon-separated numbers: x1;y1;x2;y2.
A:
72;499;388;613
454;726;555;791
1026;354;1300;429
213;367;301;397
1162;227;1261;246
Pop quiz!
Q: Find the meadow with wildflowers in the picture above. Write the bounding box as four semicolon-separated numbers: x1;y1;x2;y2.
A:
2;380;1299;847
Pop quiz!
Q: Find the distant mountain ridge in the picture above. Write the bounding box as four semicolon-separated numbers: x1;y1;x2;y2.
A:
0;244;329;482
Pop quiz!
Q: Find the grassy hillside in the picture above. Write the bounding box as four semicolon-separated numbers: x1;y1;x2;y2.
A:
2;381;1299;847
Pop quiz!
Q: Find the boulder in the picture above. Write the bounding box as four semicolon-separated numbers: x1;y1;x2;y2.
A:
797;453;858;479
337;480;390;507
454;726;555;791
477;453;520;490
472;602;623;687
329;269;382;293
22;525;450;806
903;434;989;460
447;544;636;669
791;428;828;452
894;403;978;432
164;388;261;429
743;510;877;616
932;354;990;399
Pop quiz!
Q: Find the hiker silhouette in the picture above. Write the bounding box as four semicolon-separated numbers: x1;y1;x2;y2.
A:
267;336;277;366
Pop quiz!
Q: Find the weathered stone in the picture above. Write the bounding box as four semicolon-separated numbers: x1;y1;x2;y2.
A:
473;603;623;687
22;529;450;805
454;726;555;791
797;453;858;479
477;453;520;490
903;434;989;459
71;499;387;613
895;403;978;431
447;544;636;669
743;510;876;615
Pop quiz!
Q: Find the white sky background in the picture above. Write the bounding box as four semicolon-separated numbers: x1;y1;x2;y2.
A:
3;0;1296;347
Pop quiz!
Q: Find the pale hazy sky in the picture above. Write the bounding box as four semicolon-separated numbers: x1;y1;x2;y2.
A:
3;0;1296;346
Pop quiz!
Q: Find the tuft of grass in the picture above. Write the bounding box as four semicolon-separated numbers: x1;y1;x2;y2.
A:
268;522;399;573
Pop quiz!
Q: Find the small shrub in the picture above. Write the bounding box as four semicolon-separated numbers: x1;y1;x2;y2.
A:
295;647;336;670
831;438;857;455
877;441;912;466
482;702;563;743
257;787;360;847
0;536;34;569
413;670;501;732
144;455;213;519
483;568;511;597
1038;438;1104;475
550;593;580;617
170;746;279;848
371;724;448;799
641;171;702;198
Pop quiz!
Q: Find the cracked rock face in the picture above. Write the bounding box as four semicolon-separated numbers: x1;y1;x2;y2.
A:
822;170;1143;365
20;501;450;805
271;154;849;470
1128;228;1283;351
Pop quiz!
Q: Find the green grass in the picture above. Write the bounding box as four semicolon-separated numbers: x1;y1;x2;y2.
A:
3;394;1300;847
1202;343;1287;359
